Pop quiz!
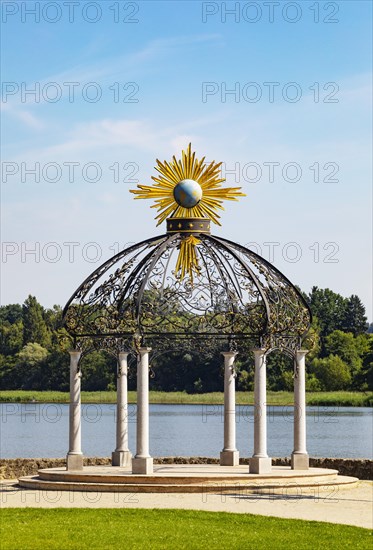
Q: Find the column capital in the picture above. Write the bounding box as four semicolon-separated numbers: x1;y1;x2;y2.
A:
252;348;266;361
221;351;238;359
295;349;308;359
69;350;82;357
138;347;152;355
118;351;130;359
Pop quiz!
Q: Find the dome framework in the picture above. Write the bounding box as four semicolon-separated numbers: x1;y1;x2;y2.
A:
62;232;311;357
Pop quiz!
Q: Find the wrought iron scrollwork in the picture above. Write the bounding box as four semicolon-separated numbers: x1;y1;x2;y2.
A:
62;231;311;356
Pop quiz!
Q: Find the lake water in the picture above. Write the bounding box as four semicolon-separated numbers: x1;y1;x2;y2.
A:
1;403;372;459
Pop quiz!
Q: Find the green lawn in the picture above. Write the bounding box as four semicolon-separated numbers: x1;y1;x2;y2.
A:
0;390;372;407
0;509;371;550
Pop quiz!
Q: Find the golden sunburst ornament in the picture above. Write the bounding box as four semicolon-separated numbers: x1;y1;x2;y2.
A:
130;143;245;225
130;144;245;281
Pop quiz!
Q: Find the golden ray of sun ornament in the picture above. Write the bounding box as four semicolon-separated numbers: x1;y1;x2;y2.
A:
130;143;245;282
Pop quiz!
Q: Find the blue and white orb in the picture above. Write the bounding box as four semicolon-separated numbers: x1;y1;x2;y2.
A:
173;179;203;208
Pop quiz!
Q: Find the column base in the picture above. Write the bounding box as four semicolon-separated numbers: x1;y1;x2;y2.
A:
249;456;272;474
291;452;309;470
66;453;83;471
220;450;239;466
132;456;153;474
112;450;132;467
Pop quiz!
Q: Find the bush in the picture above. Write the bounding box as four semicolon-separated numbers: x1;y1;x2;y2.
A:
306;373;322;392
280;370;294;391
310;355;351;391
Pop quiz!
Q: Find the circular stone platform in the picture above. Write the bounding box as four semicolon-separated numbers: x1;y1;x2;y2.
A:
18;465;358;494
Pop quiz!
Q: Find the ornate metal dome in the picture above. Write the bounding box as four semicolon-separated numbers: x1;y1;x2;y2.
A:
62;145;311;356
63;231;311;355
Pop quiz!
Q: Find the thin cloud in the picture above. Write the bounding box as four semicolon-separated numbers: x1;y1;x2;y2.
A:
7;112;230;163
1;33;222;123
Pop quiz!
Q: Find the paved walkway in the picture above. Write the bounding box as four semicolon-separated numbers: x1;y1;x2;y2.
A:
1;480;372;529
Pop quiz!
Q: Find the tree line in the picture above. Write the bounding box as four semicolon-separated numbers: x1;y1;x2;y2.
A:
0;287;372;393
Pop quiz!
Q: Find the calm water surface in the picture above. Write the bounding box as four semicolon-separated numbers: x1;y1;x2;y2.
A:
1;403;372;459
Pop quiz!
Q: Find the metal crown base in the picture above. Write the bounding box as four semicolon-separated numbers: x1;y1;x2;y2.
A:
166;217;211;234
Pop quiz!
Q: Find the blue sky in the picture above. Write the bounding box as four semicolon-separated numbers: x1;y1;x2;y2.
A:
1;0;372;318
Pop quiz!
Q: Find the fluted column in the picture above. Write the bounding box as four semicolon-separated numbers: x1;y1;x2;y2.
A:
66;350;83;470
220;351;239;466
291;350;309;469
112;352;132;467
249;348;272;474
132;347;153;474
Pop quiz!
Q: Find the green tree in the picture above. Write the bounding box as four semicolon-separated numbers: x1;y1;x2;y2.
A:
80;351;116;391
266;352;293;391
308;287;347;338
310;355;351;390
354;333;371;357
22;295;51;349
0;304;23;324
43;305;65;348
324;330;362;380
0;320;24;355
0;354;17;389
18;342;49;365
14;342;50;389
150;348;223;393
356;336;373;390
43;305;63;332
342;295;367;335
41;351;70;391
236;368;254;391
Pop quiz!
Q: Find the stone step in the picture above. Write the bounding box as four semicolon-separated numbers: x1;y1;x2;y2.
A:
18;473;358;494
37;470;340;486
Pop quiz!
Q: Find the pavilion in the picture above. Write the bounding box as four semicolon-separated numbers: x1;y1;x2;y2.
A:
61;144;312;476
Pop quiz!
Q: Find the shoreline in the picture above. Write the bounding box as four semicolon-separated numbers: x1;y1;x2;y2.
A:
1;390;372;407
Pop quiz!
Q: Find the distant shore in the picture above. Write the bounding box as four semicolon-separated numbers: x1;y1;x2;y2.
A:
0;390;372;407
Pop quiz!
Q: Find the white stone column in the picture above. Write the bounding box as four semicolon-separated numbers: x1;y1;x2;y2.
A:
112;352;132;467
132;347;153;474
249;348;272;474
291;350;309;469
220;351;239;466
66;350;83;470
